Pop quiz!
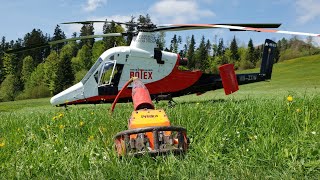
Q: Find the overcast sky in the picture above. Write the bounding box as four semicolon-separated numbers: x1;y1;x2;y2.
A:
1;0;320;46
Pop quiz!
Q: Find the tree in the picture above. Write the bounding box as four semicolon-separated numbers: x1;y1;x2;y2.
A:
195;36;209;71
274;40;281;63
51;25;66;52
280;37;288;51
137;14;152;24
254;46;262;66
187;35;196;69
92;40;106;64
126;16;136;45
230;36;239;63
71;44;92;72
79;23;95;48
0;36;6;83
23;29;49;65
58;44;75;89
21;56;35;84
0;74;20;101
246;39;256;65
103;20;125;50
0;55;3;83
23;63;50;99
170;34;181;53
224;49;233;64
181;36;190;57
205;39;212;56
217;38;225;56
3;53;19;76
306;36;313;55
43;51;60;94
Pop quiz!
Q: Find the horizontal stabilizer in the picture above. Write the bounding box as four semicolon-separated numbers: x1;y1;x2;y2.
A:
219;64;239;95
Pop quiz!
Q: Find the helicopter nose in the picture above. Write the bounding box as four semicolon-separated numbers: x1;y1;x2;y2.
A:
50;82;84;106
50;96;57;105
50;95;63;106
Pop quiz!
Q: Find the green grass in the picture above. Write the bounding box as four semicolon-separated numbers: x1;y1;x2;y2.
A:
0;55;320;179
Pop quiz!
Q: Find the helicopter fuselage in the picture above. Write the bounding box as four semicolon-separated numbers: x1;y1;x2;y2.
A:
50;32;276;106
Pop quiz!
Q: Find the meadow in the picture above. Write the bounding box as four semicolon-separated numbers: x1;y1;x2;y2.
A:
0;55;319;179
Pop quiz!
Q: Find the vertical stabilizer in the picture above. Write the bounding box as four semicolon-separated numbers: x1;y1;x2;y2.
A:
260;39;277;79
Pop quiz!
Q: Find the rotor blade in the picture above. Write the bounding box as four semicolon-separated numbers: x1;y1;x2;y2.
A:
61;20;137;26
5;43;50;54
6;33;125;53
155;23;281;31
155;24;320;37
219;23;281;31
48;33;124;45
61;21;105;24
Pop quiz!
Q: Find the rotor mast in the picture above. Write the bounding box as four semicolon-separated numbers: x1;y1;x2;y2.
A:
130;31;157;52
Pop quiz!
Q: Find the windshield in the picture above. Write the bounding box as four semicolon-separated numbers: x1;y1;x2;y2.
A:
81;57;103;84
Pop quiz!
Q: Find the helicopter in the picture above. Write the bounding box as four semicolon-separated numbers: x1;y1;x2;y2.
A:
8;21;320;106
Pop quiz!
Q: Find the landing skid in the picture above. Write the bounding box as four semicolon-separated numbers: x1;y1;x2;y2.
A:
154;94;176;107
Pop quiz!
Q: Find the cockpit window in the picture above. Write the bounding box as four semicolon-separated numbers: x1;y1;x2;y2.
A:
81;57;103;84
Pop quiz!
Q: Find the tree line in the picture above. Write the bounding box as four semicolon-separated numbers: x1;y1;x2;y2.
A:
0;15;319;102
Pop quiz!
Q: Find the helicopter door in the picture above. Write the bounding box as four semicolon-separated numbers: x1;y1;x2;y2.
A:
98;61;123;96
98;60;116;86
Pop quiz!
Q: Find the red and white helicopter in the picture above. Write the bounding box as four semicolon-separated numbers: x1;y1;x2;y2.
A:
12;21;320;106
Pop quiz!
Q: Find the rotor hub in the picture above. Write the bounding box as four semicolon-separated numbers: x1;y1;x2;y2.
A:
137;23;157;32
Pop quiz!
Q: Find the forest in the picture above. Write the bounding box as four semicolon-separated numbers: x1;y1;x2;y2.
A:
1;15;319;102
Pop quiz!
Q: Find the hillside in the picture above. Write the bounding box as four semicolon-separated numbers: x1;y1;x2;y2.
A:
177;54;320;103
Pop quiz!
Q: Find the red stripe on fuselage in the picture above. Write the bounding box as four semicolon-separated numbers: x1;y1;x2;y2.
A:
67;54;202;105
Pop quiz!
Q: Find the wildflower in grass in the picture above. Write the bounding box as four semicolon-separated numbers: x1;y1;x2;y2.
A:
59;125;65;129
311;131;316;135
0;142;5;148
296;108;301;113
52;116;57;121
248;135;258;141
80;121;84;127
287;95;293;102
99;127;106;133
58;113;64;118
88;135;94;141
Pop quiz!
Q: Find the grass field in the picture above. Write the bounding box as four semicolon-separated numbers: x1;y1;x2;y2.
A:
0;55;320;179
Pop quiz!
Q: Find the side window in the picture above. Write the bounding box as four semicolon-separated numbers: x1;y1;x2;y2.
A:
93;71;99;83
112;64;124;85
98;61;116;86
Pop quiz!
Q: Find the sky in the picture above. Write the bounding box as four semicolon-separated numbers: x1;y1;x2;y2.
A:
0;0;320;47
